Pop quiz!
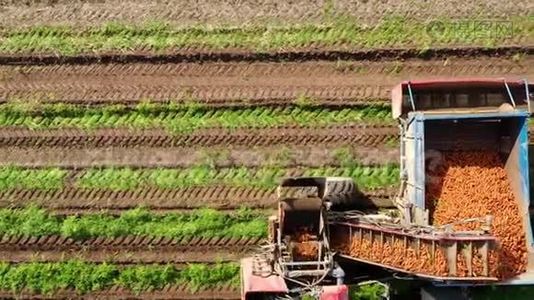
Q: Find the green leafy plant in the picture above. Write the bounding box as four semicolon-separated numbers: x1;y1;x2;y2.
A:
0;261;118;295
1;16;531;54
0;205;61;236
349;283;387;300
116;264;179;294
0;207;267;239
0;164;399;192
0;261;238;295
0;102;392;133
0;167;67;190
178;263;239;291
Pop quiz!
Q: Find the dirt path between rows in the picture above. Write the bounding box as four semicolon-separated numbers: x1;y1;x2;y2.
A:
1;57;530;104
1;0;529;28
0;145;398;168
0;249;244;264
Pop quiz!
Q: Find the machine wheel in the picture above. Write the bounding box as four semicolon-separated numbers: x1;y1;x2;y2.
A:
322;177;359;208
278;176;360;209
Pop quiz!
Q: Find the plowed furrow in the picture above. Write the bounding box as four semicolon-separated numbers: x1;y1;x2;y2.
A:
0;235;262;248
0;86;390;104
0;235;261;263
0;126;398;148
1;59;528;77
0;46;532;65
0;186;395;211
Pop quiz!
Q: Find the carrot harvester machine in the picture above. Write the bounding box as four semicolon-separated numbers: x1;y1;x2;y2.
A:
241;79;534;300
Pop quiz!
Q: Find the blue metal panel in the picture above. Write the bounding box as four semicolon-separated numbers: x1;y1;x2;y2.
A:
407;112;426;210
518;117;534;250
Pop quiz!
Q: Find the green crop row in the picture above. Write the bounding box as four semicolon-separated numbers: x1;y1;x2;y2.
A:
0;261;238;295
0;167;67;190
0;206;267;239
1;16;532;54
0;165;400;191
0;102;392;133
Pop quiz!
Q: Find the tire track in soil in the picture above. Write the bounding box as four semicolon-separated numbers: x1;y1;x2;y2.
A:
0;57;531;104
0;126;399;148
2;0;529;28
0;186;395;211
0;235;261;264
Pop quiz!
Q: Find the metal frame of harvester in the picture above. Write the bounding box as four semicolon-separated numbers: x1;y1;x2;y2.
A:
241;78;534;300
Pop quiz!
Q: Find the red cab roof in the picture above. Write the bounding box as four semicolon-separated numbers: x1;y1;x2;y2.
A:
391;78;530;118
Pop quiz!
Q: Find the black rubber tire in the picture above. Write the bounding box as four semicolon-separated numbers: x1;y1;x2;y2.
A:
277;176;359;209
322;177;359;208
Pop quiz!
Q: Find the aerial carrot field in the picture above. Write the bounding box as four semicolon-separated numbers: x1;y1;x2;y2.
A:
0;0;532;298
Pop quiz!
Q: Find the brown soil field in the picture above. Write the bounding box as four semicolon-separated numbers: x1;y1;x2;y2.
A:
1;58;531;104
0;0;530;27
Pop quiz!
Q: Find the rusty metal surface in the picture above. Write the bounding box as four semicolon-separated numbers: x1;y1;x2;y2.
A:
338;255;498;282
330;213;496;281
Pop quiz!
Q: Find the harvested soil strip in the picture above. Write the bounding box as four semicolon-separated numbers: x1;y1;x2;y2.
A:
1;58;531;104
0;235;260;263
1;0;527;27
0;250;242;265
426;151;527;279
2;58;526;79
0;285;239;300
0;47;532;65
0;126;398;148
0;186;395;211
0;145;399;168
0;252;237;265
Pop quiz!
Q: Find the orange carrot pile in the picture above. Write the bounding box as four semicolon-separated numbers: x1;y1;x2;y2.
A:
292;229;319;261
427;151;527;279
331;233;448;276
329;151;527;279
